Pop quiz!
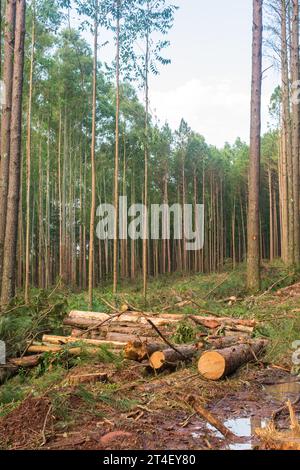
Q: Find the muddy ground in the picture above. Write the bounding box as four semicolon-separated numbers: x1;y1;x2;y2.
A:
0;361;298;450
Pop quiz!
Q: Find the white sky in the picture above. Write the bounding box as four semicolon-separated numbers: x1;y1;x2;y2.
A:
72;0;280;148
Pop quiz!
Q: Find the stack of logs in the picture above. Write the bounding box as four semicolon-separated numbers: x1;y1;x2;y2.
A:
0;310;267;384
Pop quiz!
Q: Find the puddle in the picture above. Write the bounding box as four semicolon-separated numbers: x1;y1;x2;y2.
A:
206;417;267;450
266;381;300;403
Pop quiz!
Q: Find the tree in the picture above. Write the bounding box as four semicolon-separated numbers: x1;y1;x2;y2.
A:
1;0;26;305
25;0;36;304
0;0;16;295
247;0;263;291
291;0;299;265
88;0;98;309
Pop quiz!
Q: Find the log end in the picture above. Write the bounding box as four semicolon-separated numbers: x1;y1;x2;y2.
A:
149;351;165;370
198;351;226;380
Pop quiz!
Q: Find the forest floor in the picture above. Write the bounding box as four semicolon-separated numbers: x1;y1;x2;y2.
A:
0;261;300;450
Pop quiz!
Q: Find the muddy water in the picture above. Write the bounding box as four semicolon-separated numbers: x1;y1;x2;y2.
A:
207;417;267;450
189;380;300;450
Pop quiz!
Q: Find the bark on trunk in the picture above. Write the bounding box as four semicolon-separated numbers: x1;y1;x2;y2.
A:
247;0;263;291
1;0;26;305
198;340;267;380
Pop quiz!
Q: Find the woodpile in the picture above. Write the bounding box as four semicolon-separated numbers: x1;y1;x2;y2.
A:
2;309;266;382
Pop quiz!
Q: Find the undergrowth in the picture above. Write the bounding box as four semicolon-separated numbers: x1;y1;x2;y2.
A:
0;260;300;427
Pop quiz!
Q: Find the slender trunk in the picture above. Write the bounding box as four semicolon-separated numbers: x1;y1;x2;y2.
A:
38;135;43;288
143;25;149;301
0;0;16;293
1;0;26;305
113;1;120;295
281;0;294;264
25;1;35;302
247;0;262;291
88;2;98;309
268;166;274;261
291;0;299;264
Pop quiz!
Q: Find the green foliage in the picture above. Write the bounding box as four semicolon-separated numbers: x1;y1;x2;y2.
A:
0;294;67;357
172;321;197;344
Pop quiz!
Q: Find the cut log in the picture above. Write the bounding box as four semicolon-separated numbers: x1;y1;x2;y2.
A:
124;340;168;361
68;372;108;386
42;334;126;349
206;335;245;349
8;354;42;367
149;345;199;371
64;317;102;329
26;344;109;356
197;340;267;380
224;325;254;334
66;310;182;327
190;315;257;329
105;332;153;343
0;355;42;385
68;310;110;321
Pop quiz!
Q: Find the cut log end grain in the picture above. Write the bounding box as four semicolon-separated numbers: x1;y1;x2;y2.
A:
198;340;267;380
124;340;167;362
149;345;199;371
198;351;227;381
149;351;166;369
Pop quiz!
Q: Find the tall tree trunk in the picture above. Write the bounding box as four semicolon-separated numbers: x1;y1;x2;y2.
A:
143;25;149;301
0;0;16;294
247;0;262;291
291;0;299;264
25;1;35;302
281;0;294;264
268;166;274;261
113;0;120;295
88;1;98;309
38;135;43;288
1;0;26;305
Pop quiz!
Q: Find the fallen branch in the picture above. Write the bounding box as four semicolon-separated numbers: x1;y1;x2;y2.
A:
144;317;189;360
187;395;238;440
203;273;231;300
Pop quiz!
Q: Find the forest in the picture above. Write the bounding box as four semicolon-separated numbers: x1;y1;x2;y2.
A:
0;0;300;454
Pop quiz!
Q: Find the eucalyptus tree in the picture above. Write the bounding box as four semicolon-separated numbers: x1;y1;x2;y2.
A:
1;0;26;305
247;0;263;292
130;0;177;300
0;0;16;295
291;0;299;265
23;0;68;300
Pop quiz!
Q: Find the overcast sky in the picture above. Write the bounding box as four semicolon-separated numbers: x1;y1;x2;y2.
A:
73;0;280;148
147;0;279;148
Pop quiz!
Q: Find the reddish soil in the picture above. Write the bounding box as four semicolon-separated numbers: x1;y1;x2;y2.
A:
1;362;298;450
